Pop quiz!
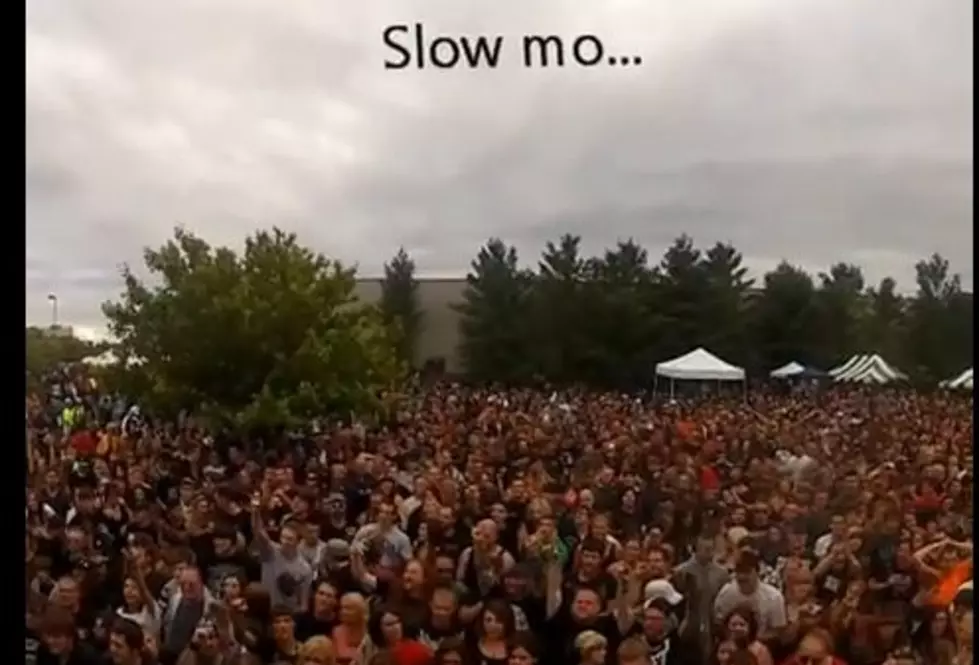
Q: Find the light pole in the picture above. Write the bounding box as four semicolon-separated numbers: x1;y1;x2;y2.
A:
47;293;58;328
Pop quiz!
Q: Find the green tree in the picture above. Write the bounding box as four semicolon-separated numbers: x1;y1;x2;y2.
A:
814;263;866;365
749;262;820;370
945;291;974;371
699;242;754;364
529;234;591;382
455;239;534;383
863;277;906;365
26;326;103;379
656;235;710;358
380;247;422;368
102;227;403;430
904;253;966;380
587;239;656;386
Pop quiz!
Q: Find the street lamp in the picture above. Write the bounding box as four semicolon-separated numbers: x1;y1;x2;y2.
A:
47;293;58;328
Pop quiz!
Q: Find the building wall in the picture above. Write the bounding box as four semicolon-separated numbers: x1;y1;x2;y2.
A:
353;278;466;372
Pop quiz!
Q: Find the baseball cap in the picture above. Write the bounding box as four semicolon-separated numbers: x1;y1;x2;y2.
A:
643;579;683;607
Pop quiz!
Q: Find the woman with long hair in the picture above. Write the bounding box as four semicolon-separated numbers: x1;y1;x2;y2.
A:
721;606;773;665
506;633;540;665
116;571;161;639
332;592;376;665
220;573;246;607
368;605;424;651
911;608;956;665
227;582;272;655
467;599;514;665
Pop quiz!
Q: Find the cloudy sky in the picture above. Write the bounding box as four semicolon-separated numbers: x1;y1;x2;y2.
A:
27;0;972;337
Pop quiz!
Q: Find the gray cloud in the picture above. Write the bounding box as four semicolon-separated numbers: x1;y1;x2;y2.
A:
27;0;973;333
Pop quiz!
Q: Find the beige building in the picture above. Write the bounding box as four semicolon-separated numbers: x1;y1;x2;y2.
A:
353;278;467;372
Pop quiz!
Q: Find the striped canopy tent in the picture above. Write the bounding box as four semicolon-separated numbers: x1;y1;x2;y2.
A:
941;367;973;390
829;354;907;384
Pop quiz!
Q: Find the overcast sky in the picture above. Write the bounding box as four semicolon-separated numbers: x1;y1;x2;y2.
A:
27;0;973;337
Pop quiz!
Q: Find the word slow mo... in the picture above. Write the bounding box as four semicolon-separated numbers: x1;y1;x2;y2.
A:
382;23;643;70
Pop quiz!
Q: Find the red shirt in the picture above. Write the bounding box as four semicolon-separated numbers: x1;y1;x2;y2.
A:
390;640;432;665
70;429;98;457
700;465;720;491
913;493;944;512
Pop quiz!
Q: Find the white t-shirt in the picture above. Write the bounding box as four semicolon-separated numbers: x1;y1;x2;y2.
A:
117;603;161;637
713;581;787;636
813;533;838;559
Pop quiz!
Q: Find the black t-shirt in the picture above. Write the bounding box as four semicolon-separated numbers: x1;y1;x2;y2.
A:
878;564;919;605
268;643;300;665
199;550;251;594
815;561;855;604
541;605;621;665
294;612;337;642
614;509;643;539
866;535;899;579
624;623;691;665
39;489;71;516
344;477;373;523
565;572;618;604
644;635;687;665
466;644;508;665
511;595;547;634
36;642;103;665
417;615;464;651
321;518;356;543
120;518;158;545
323;565;360;596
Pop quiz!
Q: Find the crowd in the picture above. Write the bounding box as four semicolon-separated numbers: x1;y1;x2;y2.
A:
25;373;975;665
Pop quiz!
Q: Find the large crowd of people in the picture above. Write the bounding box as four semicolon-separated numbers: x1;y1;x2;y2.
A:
25;368;974;665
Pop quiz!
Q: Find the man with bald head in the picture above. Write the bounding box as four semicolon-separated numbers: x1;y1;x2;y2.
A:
457;518;516;597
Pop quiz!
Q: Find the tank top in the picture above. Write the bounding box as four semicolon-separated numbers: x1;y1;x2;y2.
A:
332;625;368;665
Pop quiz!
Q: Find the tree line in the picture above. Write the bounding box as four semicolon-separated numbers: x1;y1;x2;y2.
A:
25;228;970;430
381;234;973;387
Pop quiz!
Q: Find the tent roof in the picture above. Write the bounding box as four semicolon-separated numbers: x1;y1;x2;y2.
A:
770;361;806;378
770;361;828;379
945;367;973;390
833;354;906;383
82;350;118;367
829;354;862;377
655;347;746;381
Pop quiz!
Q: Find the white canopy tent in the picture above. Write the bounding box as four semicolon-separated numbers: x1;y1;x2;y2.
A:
654;347;746;397
942;367;973;390
829;354;906;384
770;361;806;378
81;350;119;367
81;350;145;368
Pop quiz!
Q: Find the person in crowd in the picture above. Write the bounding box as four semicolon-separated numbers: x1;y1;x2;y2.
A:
24;377;974;665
